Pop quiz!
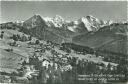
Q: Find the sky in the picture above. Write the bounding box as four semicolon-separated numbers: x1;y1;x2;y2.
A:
0;1;127;23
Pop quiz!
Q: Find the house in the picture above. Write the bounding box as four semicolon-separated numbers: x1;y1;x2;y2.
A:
42;59;50;69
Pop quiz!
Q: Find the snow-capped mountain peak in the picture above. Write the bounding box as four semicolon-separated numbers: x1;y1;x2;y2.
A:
53;15;64;21
80;15;101;31
79;15;114;32
43;17;52;22
43;15;65;28
81;17;94;31
52;15;64;27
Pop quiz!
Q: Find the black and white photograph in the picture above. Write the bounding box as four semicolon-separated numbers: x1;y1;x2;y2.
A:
0;0;128;84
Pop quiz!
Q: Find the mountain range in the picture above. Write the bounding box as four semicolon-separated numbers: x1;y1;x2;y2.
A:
0;14;128;55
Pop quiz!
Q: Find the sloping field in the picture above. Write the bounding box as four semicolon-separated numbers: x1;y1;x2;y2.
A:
0;29;29;73
0;48;26;73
